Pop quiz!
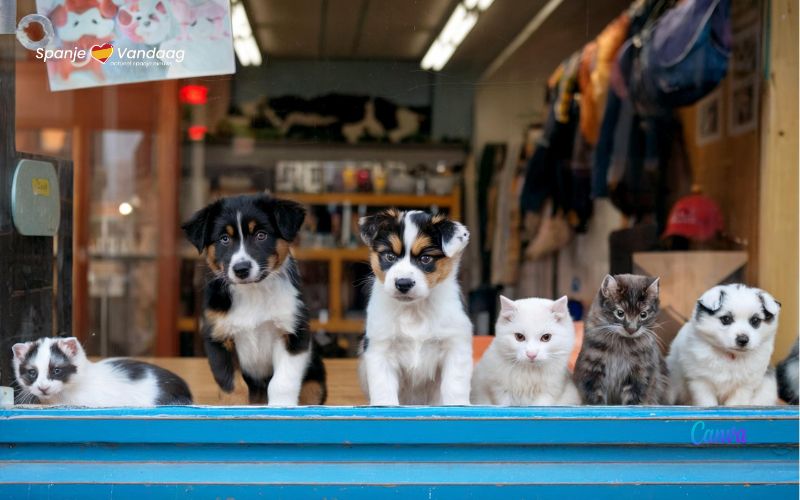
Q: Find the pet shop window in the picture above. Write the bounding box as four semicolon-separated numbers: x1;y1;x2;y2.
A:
0;0;798;495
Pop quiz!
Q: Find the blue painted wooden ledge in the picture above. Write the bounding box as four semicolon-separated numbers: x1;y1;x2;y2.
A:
0;406;797;499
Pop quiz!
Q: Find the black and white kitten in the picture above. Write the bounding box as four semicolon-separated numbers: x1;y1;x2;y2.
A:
12;337;193;406
573;274;670;405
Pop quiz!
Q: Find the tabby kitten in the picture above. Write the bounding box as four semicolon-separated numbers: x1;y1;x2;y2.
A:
573;274;670;405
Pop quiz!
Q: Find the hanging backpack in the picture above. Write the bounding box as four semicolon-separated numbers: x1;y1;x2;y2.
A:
620;0;732;113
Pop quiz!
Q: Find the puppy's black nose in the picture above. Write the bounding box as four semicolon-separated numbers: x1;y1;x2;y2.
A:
233;261;252;279
395;278;415;294
736;334;750;347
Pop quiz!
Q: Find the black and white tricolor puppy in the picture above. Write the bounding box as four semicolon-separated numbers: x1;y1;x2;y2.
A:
358;209;473;405
12;337;193;406
667;284;781;406
183;194;326;406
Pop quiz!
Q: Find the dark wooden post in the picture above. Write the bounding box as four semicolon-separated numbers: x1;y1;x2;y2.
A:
0;34;72;386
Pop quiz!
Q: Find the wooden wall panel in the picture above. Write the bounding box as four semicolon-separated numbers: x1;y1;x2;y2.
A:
679;77;761;285
759;0;798;361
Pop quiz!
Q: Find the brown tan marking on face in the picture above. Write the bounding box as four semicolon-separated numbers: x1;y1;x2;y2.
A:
208;320;233;342
225;225;234;236
370;252;386;283
388;234;403;255
424;255;456;288
267;239;291;271
431;213;447;225
205;244;221;273
385;208;403;221
299;380;325;405
410;234;433;256
248;220;256;233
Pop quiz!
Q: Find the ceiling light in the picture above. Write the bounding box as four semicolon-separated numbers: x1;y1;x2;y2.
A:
463;0;493;10
421;1;488;71
118;202;133;216
231;2;262;67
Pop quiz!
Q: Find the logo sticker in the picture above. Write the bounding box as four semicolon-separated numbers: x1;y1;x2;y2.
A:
90;43;113;63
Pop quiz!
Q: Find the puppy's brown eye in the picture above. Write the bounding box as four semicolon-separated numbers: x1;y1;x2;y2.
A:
540;333;552;342
383;253;397;263
256;231;267;241
514;333;525;342
749;316;761;328
720;315;734;326
419;255;434;265
219;234;230;245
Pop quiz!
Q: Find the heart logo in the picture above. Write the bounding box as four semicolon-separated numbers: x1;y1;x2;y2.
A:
90;43;114;63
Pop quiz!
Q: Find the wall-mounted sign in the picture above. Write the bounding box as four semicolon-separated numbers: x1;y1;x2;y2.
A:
35;0;235;91
11;159;60;237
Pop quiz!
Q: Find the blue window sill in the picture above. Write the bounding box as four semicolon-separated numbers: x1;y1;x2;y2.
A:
1;406;797;498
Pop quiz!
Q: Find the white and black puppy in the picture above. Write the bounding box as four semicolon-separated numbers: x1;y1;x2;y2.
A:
358;209;473;405
183;194;326;406
667;284;781;406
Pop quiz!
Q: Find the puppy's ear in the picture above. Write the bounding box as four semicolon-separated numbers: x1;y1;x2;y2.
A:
600;275;618;298
57;337;81;358
499;295;517;322
118;8;133;26
435;217;470;257
697;286;726;315
12;342;31;361
268;197;306;242
758;290;781;322
646;277;660;299
359;209;400;247
182;200;223;253
551;295;569;321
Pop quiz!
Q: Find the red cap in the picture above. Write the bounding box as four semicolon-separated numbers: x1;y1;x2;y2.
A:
662;194;724;241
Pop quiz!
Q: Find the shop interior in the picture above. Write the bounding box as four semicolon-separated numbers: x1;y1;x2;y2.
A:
3;0;797;406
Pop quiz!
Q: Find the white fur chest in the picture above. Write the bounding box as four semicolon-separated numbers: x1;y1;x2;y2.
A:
214;274;298;337
365;281;471;386
212;274;299;378
685;332;771;393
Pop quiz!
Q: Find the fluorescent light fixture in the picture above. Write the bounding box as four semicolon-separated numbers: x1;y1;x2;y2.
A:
464;0;494;10
421;0;490;71
231;1;262;66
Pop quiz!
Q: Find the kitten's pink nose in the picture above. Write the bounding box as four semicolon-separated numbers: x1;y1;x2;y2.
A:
526;352;538;361
37;385;50;395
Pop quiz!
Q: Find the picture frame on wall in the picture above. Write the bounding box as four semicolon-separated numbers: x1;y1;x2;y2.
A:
696;89;722;146
729;76;759;136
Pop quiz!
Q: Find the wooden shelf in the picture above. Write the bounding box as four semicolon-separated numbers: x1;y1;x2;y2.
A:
293;246;369;261
178;317;363;334
277;192;458;208
310;318;364;334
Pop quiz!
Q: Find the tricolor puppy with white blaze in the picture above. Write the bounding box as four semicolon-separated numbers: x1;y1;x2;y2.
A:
667;284;781;406
358;209;473;406
182;194;326;406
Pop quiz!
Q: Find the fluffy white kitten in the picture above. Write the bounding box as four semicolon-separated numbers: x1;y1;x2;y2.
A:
668;284;780;406
472;295;581;406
